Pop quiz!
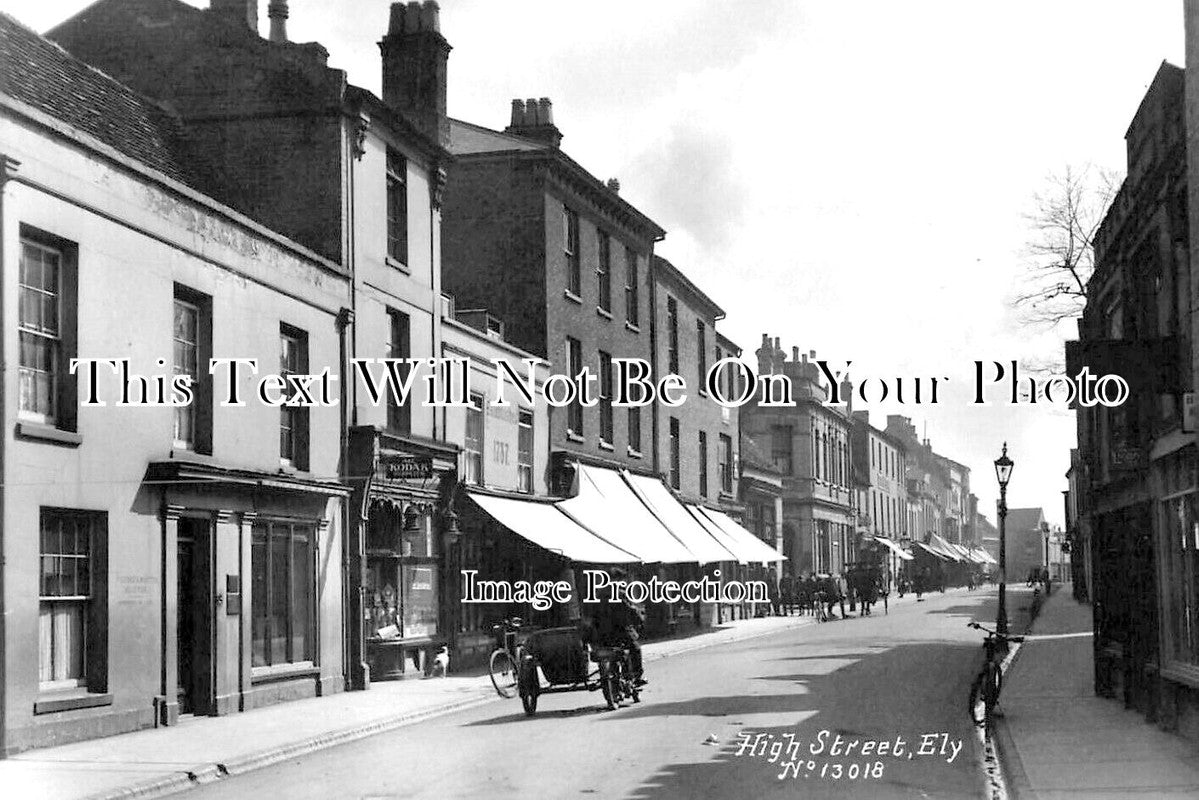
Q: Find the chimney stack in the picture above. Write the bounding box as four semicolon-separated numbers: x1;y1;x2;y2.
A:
380;1;451;148
755;333;774;375
211;0;258;33
267;0;288;42
504;97;563;147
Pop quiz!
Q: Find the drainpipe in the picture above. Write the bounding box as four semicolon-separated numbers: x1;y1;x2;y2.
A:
0;155;19;754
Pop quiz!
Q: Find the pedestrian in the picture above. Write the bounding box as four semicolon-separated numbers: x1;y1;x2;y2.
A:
767;567;781;616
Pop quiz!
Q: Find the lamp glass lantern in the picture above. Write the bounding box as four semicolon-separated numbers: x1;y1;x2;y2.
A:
994;443;1014;489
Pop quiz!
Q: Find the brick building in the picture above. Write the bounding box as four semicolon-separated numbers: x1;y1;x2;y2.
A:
441;100;665;489
650;256;740;513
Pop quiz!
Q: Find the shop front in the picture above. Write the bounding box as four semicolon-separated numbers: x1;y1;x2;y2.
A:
346;426;459;687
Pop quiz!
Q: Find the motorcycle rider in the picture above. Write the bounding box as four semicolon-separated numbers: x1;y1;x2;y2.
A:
582;568;647;686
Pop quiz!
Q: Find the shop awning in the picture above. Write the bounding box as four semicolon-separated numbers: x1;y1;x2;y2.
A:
623;473;739;564
690;506;787;564
556;465;697;563
871;535;914;561
467;491;640;564
912;541;953;562
929;535;967;562
970;547;997;565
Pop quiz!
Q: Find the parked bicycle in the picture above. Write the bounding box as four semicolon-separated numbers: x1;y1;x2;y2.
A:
488;616;524;698
967;621;1023;727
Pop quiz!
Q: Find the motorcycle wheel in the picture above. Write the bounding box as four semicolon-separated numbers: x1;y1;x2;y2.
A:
518;658;539;716
599;663;619;710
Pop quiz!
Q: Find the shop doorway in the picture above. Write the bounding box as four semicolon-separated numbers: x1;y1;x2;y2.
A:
177;517;215;715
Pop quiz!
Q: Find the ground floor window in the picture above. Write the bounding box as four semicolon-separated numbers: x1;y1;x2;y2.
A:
1163;492;1199;665
39;509;106;691
251;519;315;667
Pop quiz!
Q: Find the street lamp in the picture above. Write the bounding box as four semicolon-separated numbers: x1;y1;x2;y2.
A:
994;442;1014;635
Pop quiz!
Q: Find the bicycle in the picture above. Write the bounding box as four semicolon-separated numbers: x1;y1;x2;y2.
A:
488;616;524;698
967;621;1024;727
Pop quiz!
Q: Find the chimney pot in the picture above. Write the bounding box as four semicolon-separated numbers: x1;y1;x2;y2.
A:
538;97;554;125
420;0;440;32
792;346;799;362
606;178;620;193
405;1;421;32
525;98;540;125
267;0;288;42
388;2;405;33
510;99;524;127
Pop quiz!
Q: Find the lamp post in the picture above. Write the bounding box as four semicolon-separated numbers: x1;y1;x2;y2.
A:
994;443;1014;635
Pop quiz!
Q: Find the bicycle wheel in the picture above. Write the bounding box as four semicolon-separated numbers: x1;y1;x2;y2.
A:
489;649;517;698
968;671;985;726
982;661;1001;723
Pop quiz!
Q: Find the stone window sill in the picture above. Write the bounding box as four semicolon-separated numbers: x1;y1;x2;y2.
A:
598;440;614;452
628;447;643;459
597;307;613;320
566;431;584;444
563;289;583;305
251;662;319;686
34;690;112;715
386;255;411;274
625;321;641;334
17;421;82;447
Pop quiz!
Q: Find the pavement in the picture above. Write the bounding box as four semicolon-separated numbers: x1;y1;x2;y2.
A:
0;609;820;800
995;583;1199;799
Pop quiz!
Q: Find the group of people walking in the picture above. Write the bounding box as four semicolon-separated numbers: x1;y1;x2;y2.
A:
765;565;889;622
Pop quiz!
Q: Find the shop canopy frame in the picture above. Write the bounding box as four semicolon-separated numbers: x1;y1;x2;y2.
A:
466;490;640;564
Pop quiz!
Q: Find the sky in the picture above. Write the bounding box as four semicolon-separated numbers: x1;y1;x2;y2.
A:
3;0;1186;526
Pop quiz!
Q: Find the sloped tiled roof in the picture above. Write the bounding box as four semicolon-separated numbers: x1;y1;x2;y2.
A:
0;11;192;185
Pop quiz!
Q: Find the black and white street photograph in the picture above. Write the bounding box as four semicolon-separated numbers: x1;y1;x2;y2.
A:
0;1;1197;797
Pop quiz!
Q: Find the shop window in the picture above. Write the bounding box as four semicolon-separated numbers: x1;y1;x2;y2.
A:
40;509;107;692
1165;493;1199;665
250;519;314;668
518;409;534;493
365;507;438;641
465;393;484;485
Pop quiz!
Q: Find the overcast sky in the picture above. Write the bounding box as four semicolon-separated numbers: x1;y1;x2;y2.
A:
6;0;1186;526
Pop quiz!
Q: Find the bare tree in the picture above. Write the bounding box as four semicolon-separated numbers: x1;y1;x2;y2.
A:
1014;164;1121;330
